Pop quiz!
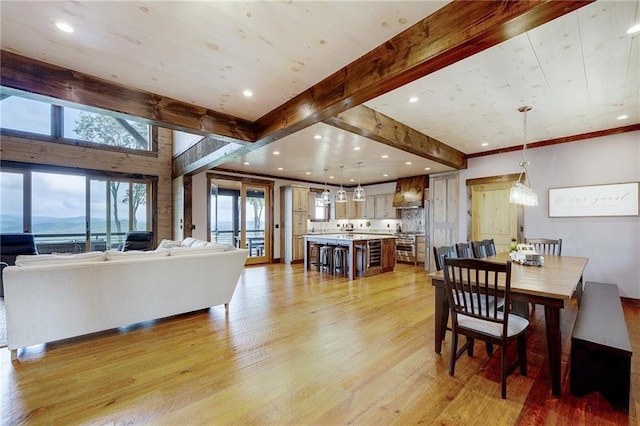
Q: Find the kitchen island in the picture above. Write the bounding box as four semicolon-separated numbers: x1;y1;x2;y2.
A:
303;234;396;279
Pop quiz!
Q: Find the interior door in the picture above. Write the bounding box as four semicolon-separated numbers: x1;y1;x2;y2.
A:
429;173;459;271
471;181;519;253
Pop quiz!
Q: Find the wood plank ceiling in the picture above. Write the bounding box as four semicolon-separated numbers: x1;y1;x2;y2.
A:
1;0;638;184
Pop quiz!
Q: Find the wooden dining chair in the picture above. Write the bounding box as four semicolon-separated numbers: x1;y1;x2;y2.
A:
471;240;487;259
455;242;473;258
483;239;496;257
433;245;457;271
442;257;529;399
524;238;562;256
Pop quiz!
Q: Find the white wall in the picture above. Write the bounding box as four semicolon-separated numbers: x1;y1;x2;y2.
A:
459;131;640;298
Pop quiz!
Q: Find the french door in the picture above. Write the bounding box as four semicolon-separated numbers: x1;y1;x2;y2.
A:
209;176;271;265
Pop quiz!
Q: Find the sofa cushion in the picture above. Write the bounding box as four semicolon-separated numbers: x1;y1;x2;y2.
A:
181;237;213;248
181;237;198;247
15;251;106;267
169;244;234;256
157;239;183;250
105;249;169;261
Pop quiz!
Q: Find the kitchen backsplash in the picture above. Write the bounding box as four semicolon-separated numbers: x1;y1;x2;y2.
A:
400;208;425;233
309;218;399;234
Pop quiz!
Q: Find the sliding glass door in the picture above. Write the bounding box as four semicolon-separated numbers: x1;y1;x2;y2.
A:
0;166;152;254
209;176;271;265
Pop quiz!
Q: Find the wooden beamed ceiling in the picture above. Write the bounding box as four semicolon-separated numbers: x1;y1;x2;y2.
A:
0;0;594;178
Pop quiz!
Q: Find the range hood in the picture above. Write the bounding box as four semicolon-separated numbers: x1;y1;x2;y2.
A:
392;175;428;208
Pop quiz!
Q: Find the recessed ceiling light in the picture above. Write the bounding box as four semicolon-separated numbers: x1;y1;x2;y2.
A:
405;161;412;165
408;96;419;103
481;142;488;147
277;167;283;170
617;114;629;120
243;161;250;165
242;89;253;97
329;175;335;179
381;154;389;159
55;21;74;33
305;171;311;175
273;151;280;155
353;147;361;151
626;23;640;34
349;179;355;182
383;174;388;177
314;134;322;140
425;167;431;171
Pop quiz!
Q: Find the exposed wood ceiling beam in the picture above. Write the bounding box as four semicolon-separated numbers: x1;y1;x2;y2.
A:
179;0;592;175
325;105;467;170
0;50;257;143
254;0;594;142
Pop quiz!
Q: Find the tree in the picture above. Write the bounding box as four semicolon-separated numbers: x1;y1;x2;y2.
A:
123;184;147;230
247;196;264;230
73;112;148;234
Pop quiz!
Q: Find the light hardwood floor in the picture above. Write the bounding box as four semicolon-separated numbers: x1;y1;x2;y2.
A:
1;263;637;425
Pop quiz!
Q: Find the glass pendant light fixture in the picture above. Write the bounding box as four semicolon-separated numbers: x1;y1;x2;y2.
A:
353;161;366;201
321;168;331;205
509;106;538;207
335;165;347;203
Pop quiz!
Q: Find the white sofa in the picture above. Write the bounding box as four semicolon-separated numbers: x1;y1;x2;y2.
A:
3;238;248;360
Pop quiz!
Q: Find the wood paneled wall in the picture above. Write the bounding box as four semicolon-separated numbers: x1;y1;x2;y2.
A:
0;128;174;241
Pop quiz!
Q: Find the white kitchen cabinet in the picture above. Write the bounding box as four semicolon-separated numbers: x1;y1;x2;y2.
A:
374;194;396;218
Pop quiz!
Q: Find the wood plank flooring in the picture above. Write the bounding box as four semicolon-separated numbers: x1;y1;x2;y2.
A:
1;263;637;425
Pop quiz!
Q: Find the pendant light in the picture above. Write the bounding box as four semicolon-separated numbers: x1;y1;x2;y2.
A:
321;168;331;205
509;106;538;207
353;161;366;201
335;165;347;203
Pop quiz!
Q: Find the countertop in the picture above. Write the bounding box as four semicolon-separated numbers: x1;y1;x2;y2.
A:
303;233;397;241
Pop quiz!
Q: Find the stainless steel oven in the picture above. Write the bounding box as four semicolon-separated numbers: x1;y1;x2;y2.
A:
395;233;417;265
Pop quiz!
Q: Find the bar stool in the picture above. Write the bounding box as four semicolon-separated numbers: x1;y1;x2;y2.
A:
319;245;334;273
333;246;348;276
309;243;322;271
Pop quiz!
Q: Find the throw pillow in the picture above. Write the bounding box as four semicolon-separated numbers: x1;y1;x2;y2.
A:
157;239;183;249
181;237;198;247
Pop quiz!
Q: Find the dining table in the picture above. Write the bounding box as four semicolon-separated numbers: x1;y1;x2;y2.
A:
429;252;589;397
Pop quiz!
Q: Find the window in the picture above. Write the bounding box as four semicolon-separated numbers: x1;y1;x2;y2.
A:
1;88;152;151
0;166;153;254
0;95;51;135
64;107;149;150
0;171;25;232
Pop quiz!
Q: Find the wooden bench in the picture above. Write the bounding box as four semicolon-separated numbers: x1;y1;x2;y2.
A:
570;282;633;413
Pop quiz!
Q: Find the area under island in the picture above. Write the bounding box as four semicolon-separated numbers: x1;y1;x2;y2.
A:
303;234;396;280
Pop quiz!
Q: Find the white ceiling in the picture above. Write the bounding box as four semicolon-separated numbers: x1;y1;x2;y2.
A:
1;1;639;186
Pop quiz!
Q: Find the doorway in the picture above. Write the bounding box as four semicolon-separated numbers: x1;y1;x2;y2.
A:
208;175;272;265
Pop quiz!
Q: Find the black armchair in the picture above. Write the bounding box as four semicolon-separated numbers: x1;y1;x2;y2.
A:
122;231;155;251
1;233;38;297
